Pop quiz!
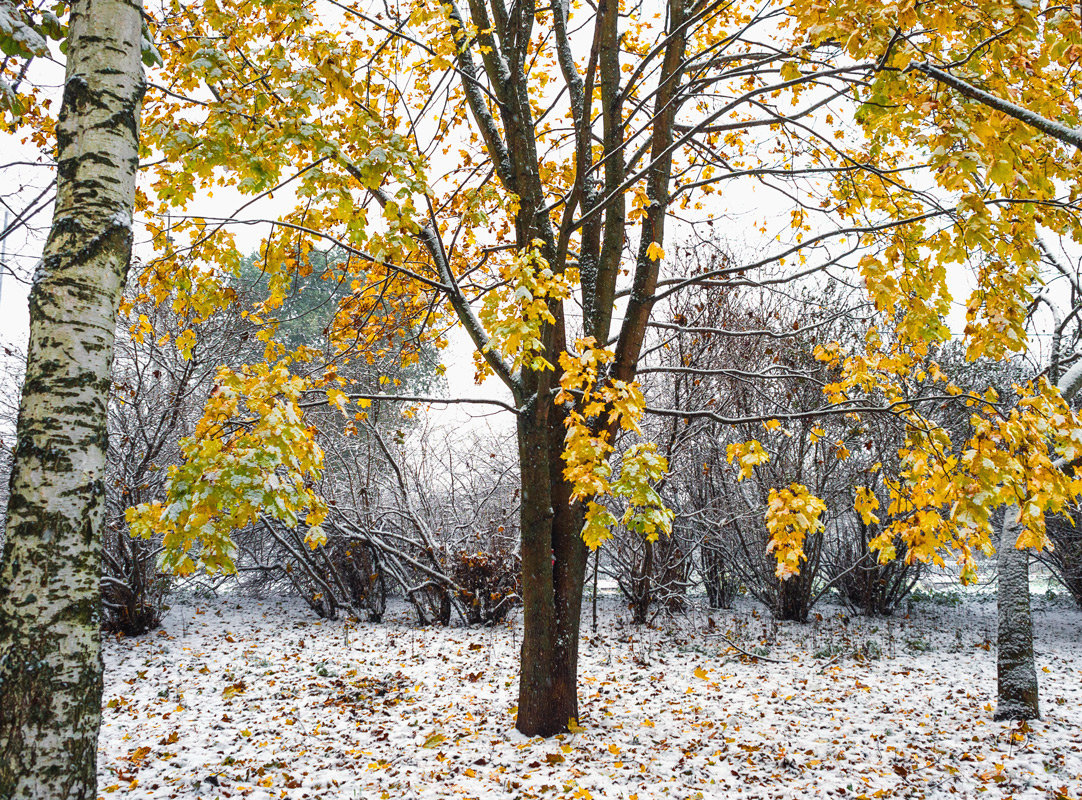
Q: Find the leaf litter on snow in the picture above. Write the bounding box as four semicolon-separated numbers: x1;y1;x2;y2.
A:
97;594;1082;799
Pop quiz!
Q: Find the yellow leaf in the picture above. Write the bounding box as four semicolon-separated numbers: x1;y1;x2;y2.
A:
779;61;801;82
646;241;665;261
422;732;447;749
304;525;327;550
726;440;769;481
327;387;348;413
854;486;880;526
175;329;197;360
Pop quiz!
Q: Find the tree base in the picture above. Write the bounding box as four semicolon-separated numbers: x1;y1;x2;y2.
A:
993;697;1040;721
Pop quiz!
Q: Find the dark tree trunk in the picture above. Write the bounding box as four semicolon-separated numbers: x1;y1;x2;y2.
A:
515;399;588;737
430;0;688;739
775;577;811;623
702;544;737;609
629;539;654;624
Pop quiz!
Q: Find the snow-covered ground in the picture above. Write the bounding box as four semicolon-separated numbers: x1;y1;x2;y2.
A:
98;593;1082;800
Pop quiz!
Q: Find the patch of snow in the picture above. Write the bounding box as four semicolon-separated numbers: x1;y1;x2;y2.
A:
98;595;1082;799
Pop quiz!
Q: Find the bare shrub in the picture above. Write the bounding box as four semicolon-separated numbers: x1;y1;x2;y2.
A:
827;514;921;617
1043;509;1082;608
451;547;520;625
101;523;170;635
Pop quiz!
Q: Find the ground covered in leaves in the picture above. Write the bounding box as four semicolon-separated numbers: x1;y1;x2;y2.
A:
97;592;1082;800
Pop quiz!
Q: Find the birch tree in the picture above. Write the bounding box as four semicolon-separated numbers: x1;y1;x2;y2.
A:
0;0;146;795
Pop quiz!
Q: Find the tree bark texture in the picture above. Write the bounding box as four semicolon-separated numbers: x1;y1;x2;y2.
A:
0;0;145;795
994;512;1040;720
990;356;1082;722
514;394;589;737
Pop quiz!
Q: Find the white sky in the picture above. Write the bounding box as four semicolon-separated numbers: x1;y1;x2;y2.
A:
0;272;29;352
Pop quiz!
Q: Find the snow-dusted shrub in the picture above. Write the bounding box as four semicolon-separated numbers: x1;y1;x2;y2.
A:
451;547;520;626
606;527;692;624
700;541;739;610
101;275;252;634
101;523;170;635
826;514;920;617
1044;510;1082;609
237;521;388;622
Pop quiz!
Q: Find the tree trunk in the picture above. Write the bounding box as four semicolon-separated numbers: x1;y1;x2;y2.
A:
0;0;144;795
995;511;1040;720
630;539;653;625
775;576;810;623
515;399;589;737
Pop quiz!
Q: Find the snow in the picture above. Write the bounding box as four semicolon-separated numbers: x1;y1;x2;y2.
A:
1058;359;1082;402
111;208;133;231
0;3;48;57
98;594;1082;799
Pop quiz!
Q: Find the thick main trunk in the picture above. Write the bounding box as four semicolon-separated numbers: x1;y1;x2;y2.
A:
515;400;588;737
995;511;1039;720
0;0;144;796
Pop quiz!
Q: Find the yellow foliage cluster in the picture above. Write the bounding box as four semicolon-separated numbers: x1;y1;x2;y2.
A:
817;334;1082;582
726;440;770;482
556;339;672;549
478;239;577;374
765;485;827;580
74;0;1082;587
128;363;327;574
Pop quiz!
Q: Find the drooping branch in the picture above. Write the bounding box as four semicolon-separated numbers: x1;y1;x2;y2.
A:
301;392;519;414
910;61;1082;151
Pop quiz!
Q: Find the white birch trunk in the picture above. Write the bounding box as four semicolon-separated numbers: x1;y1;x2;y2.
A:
0;0;144;795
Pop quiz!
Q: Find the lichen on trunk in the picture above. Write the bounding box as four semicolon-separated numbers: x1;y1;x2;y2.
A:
0;0;145;796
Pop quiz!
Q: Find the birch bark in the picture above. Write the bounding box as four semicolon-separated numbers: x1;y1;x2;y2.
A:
0;0;145;795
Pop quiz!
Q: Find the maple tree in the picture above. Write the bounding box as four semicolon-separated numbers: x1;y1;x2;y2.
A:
113;0;1082;738
126;0;877;736
784;0;1082;721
